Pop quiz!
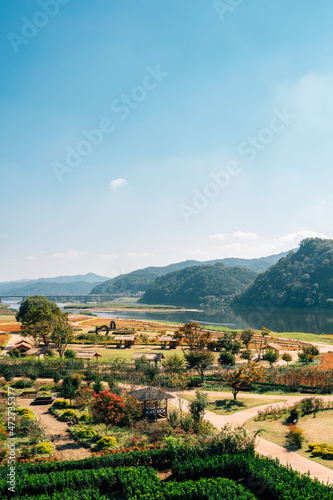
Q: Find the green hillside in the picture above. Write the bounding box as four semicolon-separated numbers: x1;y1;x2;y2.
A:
139;262;258;308
235;238;333;309
91;252;288;296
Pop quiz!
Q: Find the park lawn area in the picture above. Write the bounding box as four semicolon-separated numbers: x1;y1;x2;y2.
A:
272;331;333;345
73;345;181;361
182;393;286;415
245;409;333;470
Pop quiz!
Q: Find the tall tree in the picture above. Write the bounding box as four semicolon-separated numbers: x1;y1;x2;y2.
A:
17;296;62;347
51;313;74;357
175;322;211;350
185;350;214;383
224;363;264;400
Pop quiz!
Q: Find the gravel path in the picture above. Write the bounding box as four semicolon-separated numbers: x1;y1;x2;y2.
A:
18;398;91;461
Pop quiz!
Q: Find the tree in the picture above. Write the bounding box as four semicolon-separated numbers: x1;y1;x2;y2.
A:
169;372;190;417
298;345;319;364
184;350;215;383
75;387;95;411
189;391;208;432
263;348;279;367
162;353;186;375
61;374;82;405
17;296;62;347
224;363;264;400
282;353;292;366
142;334;149;348
240;329;254;348
218;351;235;366
240;349;253;363
51;313;73;357
217;332;242;354
64;349;77;359
93;379;104;394
174;322;211;350
91;390;125;433
122;394;142;427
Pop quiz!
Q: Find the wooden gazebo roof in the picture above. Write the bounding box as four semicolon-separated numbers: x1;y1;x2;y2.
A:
158;336;175;342
76;351;102;360
114;335;135;341
129;387;174;402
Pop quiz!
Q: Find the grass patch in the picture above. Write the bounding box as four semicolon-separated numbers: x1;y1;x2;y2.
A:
245;409;333;469
183;393;286;415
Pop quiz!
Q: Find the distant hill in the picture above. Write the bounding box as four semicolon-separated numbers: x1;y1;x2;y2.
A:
139;262;258;308
0;273;109;296
91;251;289;296
235;238;333;309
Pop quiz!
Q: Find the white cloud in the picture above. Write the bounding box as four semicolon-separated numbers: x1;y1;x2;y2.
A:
110;178;128;190
232;231;258;240
126;252;153;258
277;230;328;246
101;254;117;259
209;234;227;241
51;250;81;259
27;256;35;261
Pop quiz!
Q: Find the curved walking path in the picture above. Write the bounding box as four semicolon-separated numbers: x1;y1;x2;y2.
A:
18;398;91;461
171;391;333;484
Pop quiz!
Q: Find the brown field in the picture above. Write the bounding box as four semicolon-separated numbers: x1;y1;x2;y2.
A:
0;323;21;332
315;353;333;370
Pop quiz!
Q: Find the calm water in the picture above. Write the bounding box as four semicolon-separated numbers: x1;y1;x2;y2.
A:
3;300;333;335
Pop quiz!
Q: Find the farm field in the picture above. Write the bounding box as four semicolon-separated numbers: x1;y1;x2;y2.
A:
245;409;333;470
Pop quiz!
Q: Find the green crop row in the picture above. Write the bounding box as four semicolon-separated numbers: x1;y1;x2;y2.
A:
172;453;333;500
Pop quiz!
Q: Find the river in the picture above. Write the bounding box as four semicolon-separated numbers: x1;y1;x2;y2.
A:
3;299;333;335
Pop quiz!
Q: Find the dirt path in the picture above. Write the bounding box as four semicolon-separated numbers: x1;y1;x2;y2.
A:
18;398;91;461
170;391;333;484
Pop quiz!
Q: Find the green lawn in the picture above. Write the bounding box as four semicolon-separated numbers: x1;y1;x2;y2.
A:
245;409;333;469
72;345;182;361
183;393;286;415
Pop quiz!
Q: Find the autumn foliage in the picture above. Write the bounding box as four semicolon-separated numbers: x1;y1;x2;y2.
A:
91;390;125;431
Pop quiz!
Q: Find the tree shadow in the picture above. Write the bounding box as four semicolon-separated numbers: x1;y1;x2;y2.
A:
214;399;246;412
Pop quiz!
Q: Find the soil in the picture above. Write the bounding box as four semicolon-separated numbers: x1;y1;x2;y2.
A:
18;398;91;461
316;353;333;370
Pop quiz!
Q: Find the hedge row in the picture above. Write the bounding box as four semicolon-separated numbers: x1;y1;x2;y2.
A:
172;453;333;500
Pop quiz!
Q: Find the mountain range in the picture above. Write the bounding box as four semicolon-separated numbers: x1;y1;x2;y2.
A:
0;273;109;296
90;251;289;296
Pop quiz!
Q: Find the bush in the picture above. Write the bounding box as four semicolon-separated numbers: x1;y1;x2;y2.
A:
9;348;21;358
180;414;193;433
167;410;180;429
60;409;78;421
286;424;305;448
52;399;70;409
75;426;98;440
218;351;235;366
35;441;54;455
64;349;77;359
79;412;92;422
96;436;117;449
309;442;333;459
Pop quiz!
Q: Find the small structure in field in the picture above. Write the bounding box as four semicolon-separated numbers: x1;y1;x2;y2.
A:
265;343;286;353
76;351;102;361
23;347;46;358
158;336;179;349
14;340;33;353
114;335;135;348
129;387;174;419
132;353;165;365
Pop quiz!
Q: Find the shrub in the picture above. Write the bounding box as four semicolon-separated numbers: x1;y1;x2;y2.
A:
35;441;54;455
60;409;78;421
52;399;70;409
167;410;180;429
180;414;193;433
64;349;77;359
91;390;125;431
9;348;21;358
286;424;305;448
75;426;98;440
309;443;333;459
218;351;235;366
96;436;117;449
198;419;217;435
79;412;92;422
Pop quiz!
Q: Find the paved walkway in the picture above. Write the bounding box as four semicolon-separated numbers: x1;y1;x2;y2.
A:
171;391;333;484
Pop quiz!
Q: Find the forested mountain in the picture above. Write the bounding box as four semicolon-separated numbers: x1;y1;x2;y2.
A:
139;262;258;308
91;252;288;296
235;238;333;309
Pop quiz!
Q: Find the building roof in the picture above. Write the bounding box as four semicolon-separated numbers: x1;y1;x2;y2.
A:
23;347;46;356
132;353;165;362
266;343;285;351
129;387;174;402
114;335;135;341
158;336;176;342
15;340;33;347
76;351;102;359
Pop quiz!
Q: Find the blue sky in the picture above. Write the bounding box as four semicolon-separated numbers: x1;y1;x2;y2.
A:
1;0;333;280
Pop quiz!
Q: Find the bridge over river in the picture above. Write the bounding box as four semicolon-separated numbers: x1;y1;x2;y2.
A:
0;295;118;303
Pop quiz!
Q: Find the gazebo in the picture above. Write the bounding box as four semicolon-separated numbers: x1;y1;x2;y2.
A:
129;387;175;419
114;335;135;348
76;351;102;361
158;336;179;349
14;340;33;353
